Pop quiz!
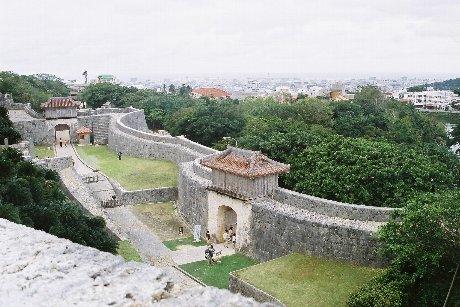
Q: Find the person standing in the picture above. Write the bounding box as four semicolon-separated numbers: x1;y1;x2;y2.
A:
64;139;68;147
232;233;236;249
59;138;62;148
223;230;230;248
206;230;211;243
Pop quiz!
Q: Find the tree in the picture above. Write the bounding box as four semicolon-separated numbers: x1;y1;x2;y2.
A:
168;84;176;95
78;83;138;108
349;191;460;306
283;136;460;208
0;147;117;253
166;101;245;147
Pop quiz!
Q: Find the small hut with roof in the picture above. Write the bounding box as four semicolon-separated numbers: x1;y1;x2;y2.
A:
75;127;92;146
201;147;290;200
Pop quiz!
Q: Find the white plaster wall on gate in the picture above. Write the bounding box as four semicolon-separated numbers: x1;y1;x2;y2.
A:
207;191;252;250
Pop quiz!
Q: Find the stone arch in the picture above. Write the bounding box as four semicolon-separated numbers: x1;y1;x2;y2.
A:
207;191;252;250
217;205;237;242
55;124;70;145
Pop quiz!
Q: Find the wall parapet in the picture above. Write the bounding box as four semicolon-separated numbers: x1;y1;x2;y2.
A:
34;156;73;171
229;271;284;306
107;176;178;206
273;188;394;222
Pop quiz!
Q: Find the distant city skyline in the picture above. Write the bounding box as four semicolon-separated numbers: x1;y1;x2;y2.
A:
1;0;459;81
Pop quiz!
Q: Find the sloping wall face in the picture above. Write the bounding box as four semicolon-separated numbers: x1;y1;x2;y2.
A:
247;200;387;267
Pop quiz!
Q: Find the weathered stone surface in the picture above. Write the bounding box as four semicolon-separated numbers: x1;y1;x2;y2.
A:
34;156;73;171
229;272;284;306
0;218;265;307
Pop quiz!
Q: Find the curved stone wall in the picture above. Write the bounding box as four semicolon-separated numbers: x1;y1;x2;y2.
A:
274;188;393;222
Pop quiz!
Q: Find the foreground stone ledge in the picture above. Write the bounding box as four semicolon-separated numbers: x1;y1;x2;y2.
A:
0;218;266;307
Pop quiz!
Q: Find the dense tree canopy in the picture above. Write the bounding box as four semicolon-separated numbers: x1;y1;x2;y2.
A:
78;83;138;108
348;191;460;306
0;106;21;144
0;71;69;110
283;135;460;207
0;147;117;253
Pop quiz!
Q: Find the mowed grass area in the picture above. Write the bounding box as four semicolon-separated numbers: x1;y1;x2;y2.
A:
116;240;143;262
180;254;258;289
163;236;207;251
130;202;189;241
75;145;178;190
35;145;55;158
235;253;382;307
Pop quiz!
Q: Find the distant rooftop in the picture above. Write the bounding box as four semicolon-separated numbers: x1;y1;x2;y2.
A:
75;127;92;134
201;147;290;179
192;88;230;98
98;75;115;80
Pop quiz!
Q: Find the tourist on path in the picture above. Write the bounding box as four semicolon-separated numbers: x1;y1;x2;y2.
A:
232;233;236;249
206;230;211;243
223;230;230;248
59;138;62;148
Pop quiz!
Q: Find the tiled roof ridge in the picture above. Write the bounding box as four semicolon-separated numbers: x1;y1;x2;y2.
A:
201;147;289;178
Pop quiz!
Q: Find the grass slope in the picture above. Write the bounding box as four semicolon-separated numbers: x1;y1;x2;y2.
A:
130;202;188;241
35;145;55;158
75;145;178;190
116;240;143;262
180;253;258;289
236;253;381;307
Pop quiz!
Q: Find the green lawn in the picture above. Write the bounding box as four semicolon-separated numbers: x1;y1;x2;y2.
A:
35;145;55;158
180;253;258;289
163;236;207;251
235;253;382;307
75;145;178;190
116;240;143;262
130;202;189;241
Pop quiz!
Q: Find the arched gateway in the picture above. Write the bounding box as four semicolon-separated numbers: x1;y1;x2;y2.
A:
201;147;290;250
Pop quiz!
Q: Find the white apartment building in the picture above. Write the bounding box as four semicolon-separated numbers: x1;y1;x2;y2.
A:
402;89;457;110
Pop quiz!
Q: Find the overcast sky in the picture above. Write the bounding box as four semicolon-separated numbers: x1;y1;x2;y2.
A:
1;0;459;81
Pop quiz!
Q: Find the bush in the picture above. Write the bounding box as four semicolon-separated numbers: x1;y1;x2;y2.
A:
0;147;117;253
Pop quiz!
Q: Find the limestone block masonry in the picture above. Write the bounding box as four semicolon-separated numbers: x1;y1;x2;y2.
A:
0;218;267;307
108;176;178;206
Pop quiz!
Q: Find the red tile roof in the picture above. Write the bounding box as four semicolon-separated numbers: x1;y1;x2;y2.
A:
201;147;289;179
75;127;92;134
191;88;230;98
43;97;80;108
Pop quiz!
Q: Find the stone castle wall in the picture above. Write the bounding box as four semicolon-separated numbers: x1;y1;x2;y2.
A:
247;199;386;266
107;176;178;206
274;188;393;222
0;218;264;307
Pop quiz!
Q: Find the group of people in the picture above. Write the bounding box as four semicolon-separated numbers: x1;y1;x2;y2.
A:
204;226;237;265
58;138;68;148
223;227;236;249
